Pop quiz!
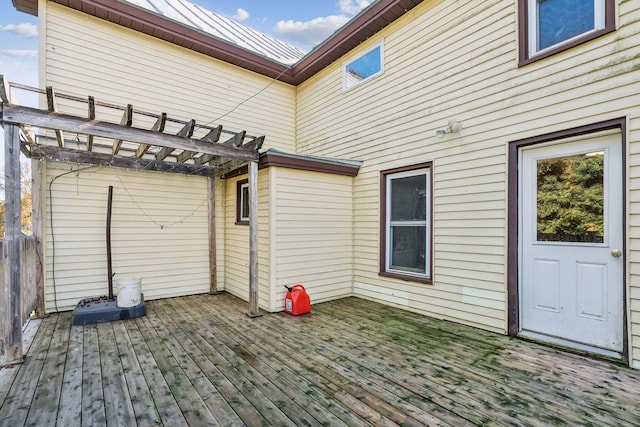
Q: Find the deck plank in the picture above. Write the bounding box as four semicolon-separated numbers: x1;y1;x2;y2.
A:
160;297;297;426
81;324;106;426
2;293;640;426
125;314;187;425
0;314;57;426
169;296;360;427
135;310;220;426
24;312;70;426
146;299;242;426
186;294;460;427
111;321;161;426
57;321;85;426
315;297;633;425
96;322;137;426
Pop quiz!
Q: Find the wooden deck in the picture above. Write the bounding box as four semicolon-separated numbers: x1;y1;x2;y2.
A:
1;293;639;426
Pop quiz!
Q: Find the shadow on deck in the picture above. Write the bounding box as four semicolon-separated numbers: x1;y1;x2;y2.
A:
1;293;638;426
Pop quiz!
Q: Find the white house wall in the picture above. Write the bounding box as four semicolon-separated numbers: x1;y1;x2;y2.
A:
43;163;210;311
272;167;355;310
40;1;297;152
39;1;298;311
223;171;271;310
296;0;640;365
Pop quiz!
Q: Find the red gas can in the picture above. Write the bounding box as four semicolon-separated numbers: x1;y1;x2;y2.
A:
284;284;311;315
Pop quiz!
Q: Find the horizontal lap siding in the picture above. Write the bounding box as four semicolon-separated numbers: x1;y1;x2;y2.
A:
296;0;640;345
273;168;354;311
43;3;296;151
223;171;271;310
44;163;210;311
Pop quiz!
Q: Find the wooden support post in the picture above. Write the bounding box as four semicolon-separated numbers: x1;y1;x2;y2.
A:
208;177;217;294
4;124;23;362
31;158;45;316
247;160;260;317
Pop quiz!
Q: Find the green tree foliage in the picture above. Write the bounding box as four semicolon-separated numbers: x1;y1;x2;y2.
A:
536;152;604;241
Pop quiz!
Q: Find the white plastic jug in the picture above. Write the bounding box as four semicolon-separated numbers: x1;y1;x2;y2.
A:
116;277;142;307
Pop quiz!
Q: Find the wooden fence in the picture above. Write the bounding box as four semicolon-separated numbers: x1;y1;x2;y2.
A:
0;235;40;363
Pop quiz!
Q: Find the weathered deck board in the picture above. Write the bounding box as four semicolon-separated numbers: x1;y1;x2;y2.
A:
1;293;640;426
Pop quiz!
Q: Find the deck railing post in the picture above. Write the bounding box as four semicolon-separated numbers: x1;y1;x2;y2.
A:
4;124;23;362
247;160;259;317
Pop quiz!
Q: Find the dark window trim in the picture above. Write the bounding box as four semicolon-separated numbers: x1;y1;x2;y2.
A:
517;0;616;66
235;179;249;225
379;162;433;284
507;117;628;362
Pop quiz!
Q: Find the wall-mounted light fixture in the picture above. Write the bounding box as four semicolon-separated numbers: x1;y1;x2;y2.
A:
436;120;463;138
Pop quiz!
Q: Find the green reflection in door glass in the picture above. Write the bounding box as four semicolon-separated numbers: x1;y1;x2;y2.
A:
536;151;604;243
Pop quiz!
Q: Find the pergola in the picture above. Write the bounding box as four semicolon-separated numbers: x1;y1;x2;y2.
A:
1;76;263;362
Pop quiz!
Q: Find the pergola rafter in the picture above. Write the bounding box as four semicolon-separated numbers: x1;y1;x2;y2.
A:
0;77;263;362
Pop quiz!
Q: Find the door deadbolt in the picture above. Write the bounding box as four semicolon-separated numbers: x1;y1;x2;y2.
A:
611;250;622;258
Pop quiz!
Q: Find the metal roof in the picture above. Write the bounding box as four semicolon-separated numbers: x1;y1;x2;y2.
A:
125;0;306;65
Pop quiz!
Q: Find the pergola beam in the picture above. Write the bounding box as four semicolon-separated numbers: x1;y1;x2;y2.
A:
112;104;133;155
136;112;167;158
1;104;259;161
32;144;222;176
46;86;65;147
87;96;95;151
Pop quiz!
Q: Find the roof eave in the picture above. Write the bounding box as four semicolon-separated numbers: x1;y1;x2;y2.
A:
12;0;425;86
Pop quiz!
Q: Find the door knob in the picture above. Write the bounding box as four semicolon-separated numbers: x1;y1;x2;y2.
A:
611;250;622;258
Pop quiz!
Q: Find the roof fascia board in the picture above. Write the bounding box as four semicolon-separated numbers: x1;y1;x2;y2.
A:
14;0;424;86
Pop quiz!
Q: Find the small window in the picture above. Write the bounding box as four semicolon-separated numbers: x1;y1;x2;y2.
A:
519;0;614;64
380;163;432;283
236;180;249;224
343;41;384;91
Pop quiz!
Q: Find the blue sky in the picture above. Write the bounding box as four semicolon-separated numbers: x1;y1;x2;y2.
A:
0;0;372;190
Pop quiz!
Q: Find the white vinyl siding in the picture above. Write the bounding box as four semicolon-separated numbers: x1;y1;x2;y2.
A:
42;2;296;153
223;172;271;310
272;168;354;311
223;168;354;312
43;163;210;311
296;0;640;349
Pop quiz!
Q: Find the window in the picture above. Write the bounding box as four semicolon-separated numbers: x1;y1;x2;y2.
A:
380;163;432;282
519;0;614;64
236;179;249;224
343;41;384;91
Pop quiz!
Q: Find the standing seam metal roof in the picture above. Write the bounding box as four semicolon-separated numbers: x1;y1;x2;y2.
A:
125;0;307;65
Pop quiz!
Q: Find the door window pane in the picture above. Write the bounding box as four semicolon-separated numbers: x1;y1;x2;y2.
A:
536;151;604;243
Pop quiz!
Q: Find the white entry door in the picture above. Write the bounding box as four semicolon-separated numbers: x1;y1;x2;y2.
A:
519;131;624;356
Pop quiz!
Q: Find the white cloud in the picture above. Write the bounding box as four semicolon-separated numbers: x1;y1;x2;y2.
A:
231;8;249;21
0;49;38;58
338;0;372;15
0;23;38;38
274;15;351;47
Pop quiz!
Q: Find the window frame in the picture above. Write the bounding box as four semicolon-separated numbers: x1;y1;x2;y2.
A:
236;179;249;225
342;40;384;92
379;162;433;284
518;0;615;66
